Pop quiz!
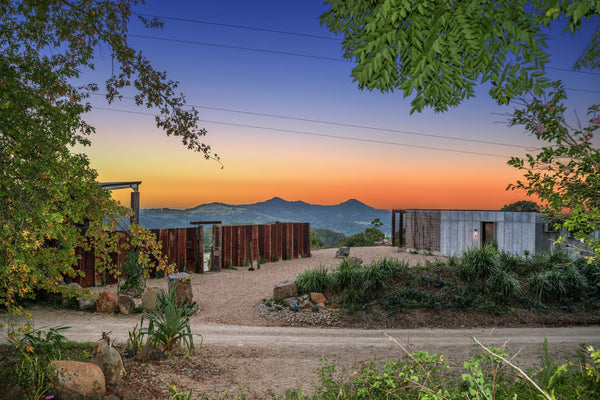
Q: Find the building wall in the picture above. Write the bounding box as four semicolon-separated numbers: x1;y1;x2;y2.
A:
406;210;543;256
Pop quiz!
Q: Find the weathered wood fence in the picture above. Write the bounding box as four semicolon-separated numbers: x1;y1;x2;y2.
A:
75;222;310;287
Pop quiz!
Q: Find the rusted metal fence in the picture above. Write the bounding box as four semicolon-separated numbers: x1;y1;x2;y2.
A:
222;222;311;267
74;222;310;287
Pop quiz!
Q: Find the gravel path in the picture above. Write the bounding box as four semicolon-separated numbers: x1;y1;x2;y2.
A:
92;246;440;326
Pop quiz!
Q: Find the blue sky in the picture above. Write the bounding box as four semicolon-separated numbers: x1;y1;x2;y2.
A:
81;1;600;210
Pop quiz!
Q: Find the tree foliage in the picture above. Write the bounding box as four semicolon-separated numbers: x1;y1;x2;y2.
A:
321;0;599;112
0;0;213;314
508;86;600;259
500;200;541;212
336;219;385;247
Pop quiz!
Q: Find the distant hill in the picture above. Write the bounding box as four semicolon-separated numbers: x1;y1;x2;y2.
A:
139;197;391;236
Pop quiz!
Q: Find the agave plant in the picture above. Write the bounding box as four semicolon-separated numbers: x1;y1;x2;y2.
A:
141;289;198;356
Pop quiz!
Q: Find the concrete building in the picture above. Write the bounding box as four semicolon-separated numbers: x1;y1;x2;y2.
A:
393;209;559;257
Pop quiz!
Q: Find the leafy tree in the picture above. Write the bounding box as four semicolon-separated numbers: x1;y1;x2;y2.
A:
320;0;599;112
508;86;600;259
1;1;214;315
336;219;385;247
312;227;346;248
501;201;541;212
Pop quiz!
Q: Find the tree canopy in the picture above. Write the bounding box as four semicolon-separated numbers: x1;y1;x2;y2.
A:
321;0;599;112
501;200;541;213
0;0;213;314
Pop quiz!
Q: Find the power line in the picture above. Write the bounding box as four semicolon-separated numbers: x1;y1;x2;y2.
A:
547;66;600;76
128;34;344;62
133;12;340;41
89;93;529;149
128;34;600;86
92;106;512;158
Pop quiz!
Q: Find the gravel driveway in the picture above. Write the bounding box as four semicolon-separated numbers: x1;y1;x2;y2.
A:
5;247;600;398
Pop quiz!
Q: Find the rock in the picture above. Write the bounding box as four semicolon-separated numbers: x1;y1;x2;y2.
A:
78;291;96;311
310;292;327;304
49;360;106;399
0;385;24;400
90;342;125;386
300;299;313;310
317;302;327;309
141;287;164;310
168;273;193;306
273;281;298;300
284;297;299;307
96;290;117;313
335;247;350;258
117;294;136;315
61;282;82;308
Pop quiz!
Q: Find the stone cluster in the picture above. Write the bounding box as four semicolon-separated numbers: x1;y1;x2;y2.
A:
256;288;341;327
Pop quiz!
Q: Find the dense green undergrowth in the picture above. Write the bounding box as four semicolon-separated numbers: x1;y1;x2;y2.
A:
295;246;600;315
276;342;600;400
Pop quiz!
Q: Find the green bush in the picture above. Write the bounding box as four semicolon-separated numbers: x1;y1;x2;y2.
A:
295;266;331;294
141;289;198;356
456;245;500;282
118;250;146;297
335;219;385;247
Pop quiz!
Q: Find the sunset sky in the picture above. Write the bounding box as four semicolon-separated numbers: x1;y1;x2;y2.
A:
79;0;600;211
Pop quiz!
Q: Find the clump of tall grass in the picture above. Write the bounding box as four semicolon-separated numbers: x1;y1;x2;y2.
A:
455;244;500;282
295;265;331;294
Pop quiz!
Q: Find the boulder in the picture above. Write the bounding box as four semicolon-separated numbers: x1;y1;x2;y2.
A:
141;287;164;310
311;292;327;305
61;282;82;308
96;290;117;313
300;299;313;310
168;273;193;306
49;360;105;399
78;291;96;311
335;247;350;258
117;294;136;315
90;342;125;386
273;281;297;300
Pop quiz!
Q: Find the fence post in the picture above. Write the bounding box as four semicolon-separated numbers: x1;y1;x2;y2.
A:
212;224;223;271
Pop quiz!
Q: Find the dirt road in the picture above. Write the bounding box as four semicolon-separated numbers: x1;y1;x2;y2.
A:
10;307;600;397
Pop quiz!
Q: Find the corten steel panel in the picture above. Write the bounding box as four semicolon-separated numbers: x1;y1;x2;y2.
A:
177;228;187;270
286;223;294;260
251;225;259;262
222;226;231;266
262;224;272;264
292;224;300;259
302;222;311;257
258;225;266;264
275;223;283;261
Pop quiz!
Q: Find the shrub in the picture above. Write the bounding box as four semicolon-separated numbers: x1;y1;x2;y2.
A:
485;268;522;300
330;257;362;292
141;289;198;356
456;245;500;282
295;266;331;294
118;250;146;297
